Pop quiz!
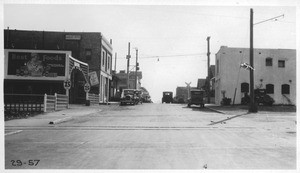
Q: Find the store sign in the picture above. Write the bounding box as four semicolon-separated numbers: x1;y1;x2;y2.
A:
7;52;66;77
65;34;81;40
88;71;99;86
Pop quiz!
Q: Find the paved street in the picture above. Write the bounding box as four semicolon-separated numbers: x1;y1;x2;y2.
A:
5;103;296;169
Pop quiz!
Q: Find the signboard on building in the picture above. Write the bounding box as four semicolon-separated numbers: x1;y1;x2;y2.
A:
4;49;70;81
88;71;99;86
65;34;81;40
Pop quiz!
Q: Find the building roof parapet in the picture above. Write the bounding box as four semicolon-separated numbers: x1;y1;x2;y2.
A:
101;34;113;51
216;46;296;54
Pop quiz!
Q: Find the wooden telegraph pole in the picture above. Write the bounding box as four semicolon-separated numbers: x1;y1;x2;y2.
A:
135;48;138;89
127;42;131;89
206;36;211;104
249;8;258;112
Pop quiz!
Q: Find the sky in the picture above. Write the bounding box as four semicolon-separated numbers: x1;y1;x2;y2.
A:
2;1;297;102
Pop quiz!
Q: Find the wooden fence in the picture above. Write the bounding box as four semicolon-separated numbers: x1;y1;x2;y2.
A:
44;93;69;112
88;93;99;105
55;93;69;110
44;94;56;112
4;94;44;113
4;93;69;114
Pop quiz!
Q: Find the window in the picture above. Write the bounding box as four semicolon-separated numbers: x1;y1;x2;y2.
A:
85;49;92;61
105;54;108;71
102;51;105;67
241;82;249;93
107;55;110;71
266;84;274;94
216;59;219;74
278;60;285;68
281;84;290;94
265;57;272;66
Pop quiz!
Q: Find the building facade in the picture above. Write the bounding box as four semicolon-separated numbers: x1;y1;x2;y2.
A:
4;29;113;104
215;46;296;105
111;70;143;99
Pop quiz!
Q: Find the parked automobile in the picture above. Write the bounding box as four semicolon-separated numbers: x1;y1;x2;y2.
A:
241;89;274;106
187;89;205;108
162;91;173;103
120;89;136;105
254;89;274;106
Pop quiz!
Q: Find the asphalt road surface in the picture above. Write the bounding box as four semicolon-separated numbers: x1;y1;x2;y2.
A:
5;103;296;169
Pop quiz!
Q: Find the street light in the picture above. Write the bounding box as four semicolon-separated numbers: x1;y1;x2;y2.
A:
248;9;284;113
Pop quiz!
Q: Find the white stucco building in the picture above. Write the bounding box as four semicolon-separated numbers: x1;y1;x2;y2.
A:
215;46;296;105
99;37;113;103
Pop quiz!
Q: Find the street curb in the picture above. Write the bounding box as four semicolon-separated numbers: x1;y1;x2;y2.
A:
49;116;73;124
5;130;23;136
206;107;226;114
98;102;119;105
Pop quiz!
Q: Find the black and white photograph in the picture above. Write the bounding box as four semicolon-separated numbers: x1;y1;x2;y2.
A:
2;0;299;172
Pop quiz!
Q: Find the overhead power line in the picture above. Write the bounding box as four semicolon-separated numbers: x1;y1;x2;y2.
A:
116;53;206;59
139;53;207;59
254;14;285;25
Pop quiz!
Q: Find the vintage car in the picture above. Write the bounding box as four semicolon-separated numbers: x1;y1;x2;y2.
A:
187;89;205;108
241;89;274;106
162;91;173;103
120;89;136;105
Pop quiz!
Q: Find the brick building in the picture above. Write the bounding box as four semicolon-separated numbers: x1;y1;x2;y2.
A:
4;29;113;104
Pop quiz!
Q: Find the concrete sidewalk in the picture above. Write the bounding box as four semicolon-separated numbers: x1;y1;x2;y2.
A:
206;104;296;115
5;104;106;127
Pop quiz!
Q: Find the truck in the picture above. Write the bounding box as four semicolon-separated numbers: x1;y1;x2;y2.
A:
187;89;205;108
162;91;173;103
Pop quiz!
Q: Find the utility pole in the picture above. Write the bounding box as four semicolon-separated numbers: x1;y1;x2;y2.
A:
114;52;117;71
126;42;131;89
134;48;139;89
249;8;257;112
247;10;283;112
206;36;211;104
